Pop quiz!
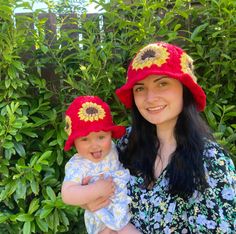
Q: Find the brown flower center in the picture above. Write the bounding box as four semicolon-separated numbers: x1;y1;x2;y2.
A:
86;107;98;115
188;62;193;70
141;50;156;60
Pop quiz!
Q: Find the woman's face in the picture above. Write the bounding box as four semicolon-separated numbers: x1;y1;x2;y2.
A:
133;75;183;129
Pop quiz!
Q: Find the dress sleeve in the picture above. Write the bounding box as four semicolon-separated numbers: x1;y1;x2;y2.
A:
187;142;236;233
63;156;86;184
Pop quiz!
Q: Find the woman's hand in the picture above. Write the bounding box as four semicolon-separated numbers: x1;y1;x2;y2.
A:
81;175;113;212
98;227;117;234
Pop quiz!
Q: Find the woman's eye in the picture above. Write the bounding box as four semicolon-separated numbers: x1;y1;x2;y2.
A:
158;82;168;87
134;86;144;92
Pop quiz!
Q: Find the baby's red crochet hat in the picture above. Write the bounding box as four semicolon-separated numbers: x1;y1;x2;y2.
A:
64;96;126;151
116;42;206;111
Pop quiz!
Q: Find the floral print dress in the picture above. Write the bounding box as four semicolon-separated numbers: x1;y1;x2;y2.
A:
117;130;236;234
64;142;131;234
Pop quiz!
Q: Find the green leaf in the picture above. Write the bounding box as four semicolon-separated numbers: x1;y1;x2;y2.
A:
34;164;42;172
221;53;231;60
35;216;48;232
15;133;23;141
53;209;60;232
3;141;14;149
47;209;59;231
57;149;64;166
49;139;58;146
5;79;11;88
0;213;9;223
213;131;224;139
42;129;55;144
16;214;34;222
30;178;39;195
15;179;27;200
205;109;217;129
12;121;23;128
7;66;17;79
40;206;54;219
208;84;222;93
37;151;52;164
28;198;40;214
46;186;56;201
225;105;235;113
21;129;38;138
212;106;222;117
226;133;236;143
174;24;181;31
58;210;69;226
231;124;236;129
41;45;49;54
12;60;24;71
0;165;9;177
23;221;31;234
14;142;26;157
191;23;209;41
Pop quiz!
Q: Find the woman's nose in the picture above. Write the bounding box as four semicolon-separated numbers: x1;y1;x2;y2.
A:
145;88;157;102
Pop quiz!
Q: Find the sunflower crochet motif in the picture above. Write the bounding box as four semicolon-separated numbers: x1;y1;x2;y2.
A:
132;44;170;70
78;102;106;122
65;115;72;135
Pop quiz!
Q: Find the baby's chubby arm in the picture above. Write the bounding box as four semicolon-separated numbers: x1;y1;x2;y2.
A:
61;176;115;206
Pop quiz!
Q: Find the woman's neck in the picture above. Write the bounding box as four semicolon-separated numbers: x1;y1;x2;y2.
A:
154;124;177;178
156;123;176;151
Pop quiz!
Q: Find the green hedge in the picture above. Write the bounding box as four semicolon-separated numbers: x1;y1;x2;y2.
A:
0;0;235;233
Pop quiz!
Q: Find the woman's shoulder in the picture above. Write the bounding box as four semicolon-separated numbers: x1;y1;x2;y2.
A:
203;139;232;160
116;127;131;152
203;139;235;176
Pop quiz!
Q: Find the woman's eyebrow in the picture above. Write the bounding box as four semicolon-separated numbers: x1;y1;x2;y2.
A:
153;76;167;82
134;76;167;85
133;82;144;86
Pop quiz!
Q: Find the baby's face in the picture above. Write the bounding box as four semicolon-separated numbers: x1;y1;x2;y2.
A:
74;131;112;163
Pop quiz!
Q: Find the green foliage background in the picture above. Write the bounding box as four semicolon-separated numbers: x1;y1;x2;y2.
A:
0;0;235;233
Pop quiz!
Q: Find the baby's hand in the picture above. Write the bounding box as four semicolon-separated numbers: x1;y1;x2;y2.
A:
94;175;115;197
82;176;92;185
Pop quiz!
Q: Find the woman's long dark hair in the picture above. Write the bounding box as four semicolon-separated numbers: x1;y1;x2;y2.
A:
119;87;213;198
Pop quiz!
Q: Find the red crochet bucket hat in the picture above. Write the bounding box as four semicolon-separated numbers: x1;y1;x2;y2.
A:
116;42;206;111
64;96;126;151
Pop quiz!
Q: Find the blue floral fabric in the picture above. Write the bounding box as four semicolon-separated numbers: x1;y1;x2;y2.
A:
64;142;131;234
117;129;236;233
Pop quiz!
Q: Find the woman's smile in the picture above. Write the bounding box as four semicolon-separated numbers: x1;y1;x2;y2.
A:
146;105;166;112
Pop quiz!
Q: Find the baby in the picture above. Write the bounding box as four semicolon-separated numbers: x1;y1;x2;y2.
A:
61;96;140;234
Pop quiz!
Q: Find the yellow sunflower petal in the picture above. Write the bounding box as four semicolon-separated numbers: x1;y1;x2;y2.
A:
180;53;197;83
64;115;72;136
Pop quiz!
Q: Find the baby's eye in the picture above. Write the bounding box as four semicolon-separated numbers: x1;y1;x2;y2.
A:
98;135;105;140
80;137;88;141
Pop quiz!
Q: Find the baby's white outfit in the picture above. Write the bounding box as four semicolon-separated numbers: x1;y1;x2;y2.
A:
63;142;131;234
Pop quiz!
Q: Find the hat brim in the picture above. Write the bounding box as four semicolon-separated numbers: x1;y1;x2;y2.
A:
116;71;206;112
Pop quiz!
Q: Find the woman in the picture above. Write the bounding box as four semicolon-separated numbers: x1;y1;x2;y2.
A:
84;42;236;233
